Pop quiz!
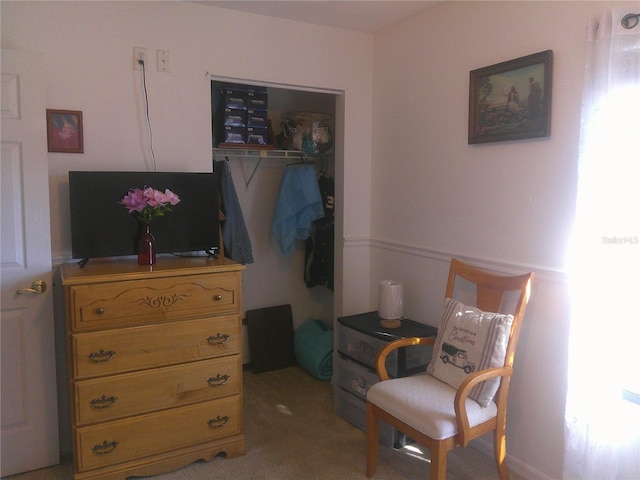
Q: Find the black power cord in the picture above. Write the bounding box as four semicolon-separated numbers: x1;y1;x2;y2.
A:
138;59;157;172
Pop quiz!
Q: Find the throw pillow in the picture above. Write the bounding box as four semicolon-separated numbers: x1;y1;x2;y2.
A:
426;298;514;407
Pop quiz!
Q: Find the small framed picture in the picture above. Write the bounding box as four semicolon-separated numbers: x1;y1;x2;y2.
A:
468;50;552;144
46;109;83;153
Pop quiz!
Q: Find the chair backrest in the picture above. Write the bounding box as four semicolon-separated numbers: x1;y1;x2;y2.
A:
444;258;534;368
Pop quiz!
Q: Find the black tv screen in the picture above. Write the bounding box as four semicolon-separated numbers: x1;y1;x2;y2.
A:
69;170;221;261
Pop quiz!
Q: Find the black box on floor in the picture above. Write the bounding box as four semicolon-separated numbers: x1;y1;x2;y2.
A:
246;304;296;373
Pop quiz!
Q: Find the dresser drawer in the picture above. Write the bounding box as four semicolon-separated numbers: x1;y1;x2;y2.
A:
73;315;240;379
76;396;241;472
68;272;241;331
75;355;241;425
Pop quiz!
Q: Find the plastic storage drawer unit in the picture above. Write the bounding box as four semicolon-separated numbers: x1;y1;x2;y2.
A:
334;375;408;448
334;312;437;449
335;353;380;400
337;312;437;377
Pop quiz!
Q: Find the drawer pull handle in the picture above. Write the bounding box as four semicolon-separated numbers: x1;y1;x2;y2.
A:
207;333;230;345
96;307;105;315
88;349;116;363
91;440;119;455
207;415;230;429
213;294;223;301
90;394;118;409
207;374;230;387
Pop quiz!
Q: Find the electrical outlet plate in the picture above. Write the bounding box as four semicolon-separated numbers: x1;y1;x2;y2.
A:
157;50;170;73
133;47;147;70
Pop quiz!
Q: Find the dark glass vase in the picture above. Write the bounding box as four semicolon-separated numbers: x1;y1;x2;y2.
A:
137;223;156;265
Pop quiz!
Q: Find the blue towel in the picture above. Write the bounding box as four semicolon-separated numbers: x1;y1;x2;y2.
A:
271;165;325;255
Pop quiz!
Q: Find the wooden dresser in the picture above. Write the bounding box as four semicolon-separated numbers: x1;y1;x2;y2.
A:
60;256;245;480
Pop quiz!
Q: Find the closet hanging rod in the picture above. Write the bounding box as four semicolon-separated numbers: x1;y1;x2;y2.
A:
212;147;306;161
213;148;318;187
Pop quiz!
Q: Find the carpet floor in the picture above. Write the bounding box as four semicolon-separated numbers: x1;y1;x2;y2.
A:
6;366;523;479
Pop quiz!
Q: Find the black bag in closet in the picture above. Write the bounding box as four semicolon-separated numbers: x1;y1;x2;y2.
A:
304;173;334;291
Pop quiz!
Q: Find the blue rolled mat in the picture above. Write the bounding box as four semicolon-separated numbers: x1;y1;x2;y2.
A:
294;319;333;381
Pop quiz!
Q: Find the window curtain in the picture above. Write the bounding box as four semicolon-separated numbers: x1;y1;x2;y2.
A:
564;7;640;480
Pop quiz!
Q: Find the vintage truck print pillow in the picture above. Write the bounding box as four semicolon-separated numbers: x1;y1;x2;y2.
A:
426;298;514;407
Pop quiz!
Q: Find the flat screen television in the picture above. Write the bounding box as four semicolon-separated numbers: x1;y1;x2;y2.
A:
69;170;221;263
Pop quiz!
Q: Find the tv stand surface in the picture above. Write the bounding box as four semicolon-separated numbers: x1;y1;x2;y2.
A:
60;256;245;479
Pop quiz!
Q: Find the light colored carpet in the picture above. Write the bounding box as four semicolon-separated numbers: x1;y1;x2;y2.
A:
6;366;522;479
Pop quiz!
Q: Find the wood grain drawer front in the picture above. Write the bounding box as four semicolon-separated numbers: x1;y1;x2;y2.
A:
75;355;241;425
76;396;241;472
73;315;240;379
69;272;241;331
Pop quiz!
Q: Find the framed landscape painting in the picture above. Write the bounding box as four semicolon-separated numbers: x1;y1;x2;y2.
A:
468;50;552;144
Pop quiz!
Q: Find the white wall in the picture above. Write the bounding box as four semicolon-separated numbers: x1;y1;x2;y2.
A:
4;1;633;478
370;1;635;479
1;0;375;320
2;0;375;458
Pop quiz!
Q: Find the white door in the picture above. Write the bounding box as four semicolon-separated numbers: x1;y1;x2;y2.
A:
1;48;60;476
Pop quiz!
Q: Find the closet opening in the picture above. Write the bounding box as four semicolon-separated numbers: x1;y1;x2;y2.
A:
210;76;343;367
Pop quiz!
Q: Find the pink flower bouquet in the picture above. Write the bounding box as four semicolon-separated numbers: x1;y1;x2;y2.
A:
120;187;180;223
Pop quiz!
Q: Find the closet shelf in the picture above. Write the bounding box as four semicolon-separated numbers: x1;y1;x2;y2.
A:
213;147;304;161
213;147;322;187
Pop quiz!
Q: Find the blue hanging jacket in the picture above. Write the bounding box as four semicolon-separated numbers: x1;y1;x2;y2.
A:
271;164;325;255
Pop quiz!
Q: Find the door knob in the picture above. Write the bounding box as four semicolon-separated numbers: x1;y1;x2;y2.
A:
16;280;47;295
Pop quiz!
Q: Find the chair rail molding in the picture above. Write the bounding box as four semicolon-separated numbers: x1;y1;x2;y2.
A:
347;236;568;285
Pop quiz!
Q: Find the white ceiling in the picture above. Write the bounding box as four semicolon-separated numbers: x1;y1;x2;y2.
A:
198;1;441;33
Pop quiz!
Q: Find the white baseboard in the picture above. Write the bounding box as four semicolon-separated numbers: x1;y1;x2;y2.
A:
471;438;557;480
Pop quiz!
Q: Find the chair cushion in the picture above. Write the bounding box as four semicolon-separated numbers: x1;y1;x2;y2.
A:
367;374;497;440
426;298;514;407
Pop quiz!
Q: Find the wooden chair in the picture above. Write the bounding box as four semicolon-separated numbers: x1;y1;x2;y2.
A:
366;258;534;480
